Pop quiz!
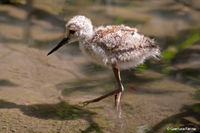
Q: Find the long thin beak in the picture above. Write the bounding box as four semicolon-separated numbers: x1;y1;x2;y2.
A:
47;37;70;56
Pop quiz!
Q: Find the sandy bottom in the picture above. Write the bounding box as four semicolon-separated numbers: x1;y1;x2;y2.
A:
0;43;199;133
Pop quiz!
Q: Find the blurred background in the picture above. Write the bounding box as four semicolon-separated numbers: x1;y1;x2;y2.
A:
0;0;200;132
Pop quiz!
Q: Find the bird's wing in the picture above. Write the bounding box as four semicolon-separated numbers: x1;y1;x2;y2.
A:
92;25;157;54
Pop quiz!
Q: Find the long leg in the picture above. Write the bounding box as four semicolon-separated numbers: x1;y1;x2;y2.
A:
113;66;124;110
82;66;124;109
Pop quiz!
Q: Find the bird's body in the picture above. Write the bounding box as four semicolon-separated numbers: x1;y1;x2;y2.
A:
47;15;161;110
80;25;159;69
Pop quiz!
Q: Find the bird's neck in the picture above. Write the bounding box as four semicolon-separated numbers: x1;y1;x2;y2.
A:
79;29;94;43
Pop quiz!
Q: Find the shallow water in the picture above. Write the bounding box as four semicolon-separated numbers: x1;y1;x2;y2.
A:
0;0;200;132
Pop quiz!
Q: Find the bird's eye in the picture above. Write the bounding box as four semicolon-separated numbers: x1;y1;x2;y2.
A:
70;30;75;34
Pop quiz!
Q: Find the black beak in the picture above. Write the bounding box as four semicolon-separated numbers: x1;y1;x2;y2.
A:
47;37;70;56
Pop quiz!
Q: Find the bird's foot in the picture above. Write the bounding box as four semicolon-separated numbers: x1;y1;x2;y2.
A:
80;100;92;107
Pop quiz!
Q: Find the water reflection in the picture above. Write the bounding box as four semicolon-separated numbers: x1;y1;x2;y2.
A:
147;103;200;133
0;99;104;132
0;0;200;132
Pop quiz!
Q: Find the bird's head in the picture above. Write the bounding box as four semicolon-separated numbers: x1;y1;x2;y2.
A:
47;15;93;56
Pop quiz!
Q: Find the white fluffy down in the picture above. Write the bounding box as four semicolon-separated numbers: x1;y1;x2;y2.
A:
66;15;161;69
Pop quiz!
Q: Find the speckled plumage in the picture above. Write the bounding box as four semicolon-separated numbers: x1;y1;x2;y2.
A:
82;25;160;69
47;15;161;110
